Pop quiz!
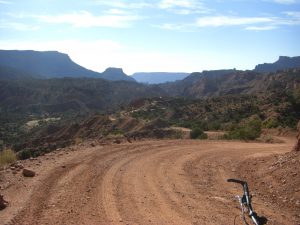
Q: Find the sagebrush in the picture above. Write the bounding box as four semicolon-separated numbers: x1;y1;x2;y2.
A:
0;149;17;167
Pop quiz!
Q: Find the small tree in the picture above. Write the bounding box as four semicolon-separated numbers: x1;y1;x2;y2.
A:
190;128;208;139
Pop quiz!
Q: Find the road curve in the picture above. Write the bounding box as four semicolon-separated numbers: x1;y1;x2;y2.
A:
5;139;295;225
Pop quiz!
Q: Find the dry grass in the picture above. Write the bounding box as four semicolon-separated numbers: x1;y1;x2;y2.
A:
74;137;83;145
0;149;17;168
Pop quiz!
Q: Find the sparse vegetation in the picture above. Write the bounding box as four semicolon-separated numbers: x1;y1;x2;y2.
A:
74;137;83;145
128;92;299;133
292;86;300;104
224;117;262;140
0;68;299;154
17;148;36;160
173;130;184;139
0;149;17;167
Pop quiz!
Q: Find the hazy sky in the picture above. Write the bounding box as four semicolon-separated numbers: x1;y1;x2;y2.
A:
0;0;300;74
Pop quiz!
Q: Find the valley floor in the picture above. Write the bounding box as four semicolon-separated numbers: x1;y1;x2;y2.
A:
0;138;298;225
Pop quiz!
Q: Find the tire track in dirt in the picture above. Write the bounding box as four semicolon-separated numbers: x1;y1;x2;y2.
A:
113;143;192;224
9;144;145;225
9;160;86;225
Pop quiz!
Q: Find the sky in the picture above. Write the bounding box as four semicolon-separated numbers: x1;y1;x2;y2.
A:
0;0;300;74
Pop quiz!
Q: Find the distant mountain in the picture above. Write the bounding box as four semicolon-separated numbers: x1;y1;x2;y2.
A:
0;50;101;78
1;67;300;150
0;65;41;79
159;69;237;97
181;69;237;84
131;72;189;84
254;56;300;73
0;50;134;82
0;77;165;116
160;69;300;98
2;69;298;117
102;68;135;82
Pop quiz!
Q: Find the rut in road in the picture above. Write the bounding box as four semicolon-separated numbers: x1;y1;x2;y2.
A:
8;140;294;225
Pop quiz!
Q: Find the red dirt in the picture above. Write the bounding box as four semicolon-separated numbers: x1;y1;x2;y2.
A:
0;138;298;225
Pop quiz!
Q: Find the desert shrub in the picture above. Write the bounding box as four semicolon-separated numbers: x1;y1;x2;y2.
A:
173;120;194;129
143;118;170;130
224;118;262;140
0;140;4;151
0;149;17;167
17;148;34;160
207;121;221;130
193;121;208;131
190;128;208;139
221;122;238;131
293;86;300;104
262;118;279;128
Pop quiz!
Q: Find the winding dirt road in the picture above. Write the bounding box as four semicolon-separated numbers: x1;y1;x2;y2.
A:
1;139;296;225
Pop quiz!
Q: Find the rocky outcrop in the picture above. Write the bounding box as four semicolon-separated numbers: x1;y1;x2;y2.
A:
101;67;136;82
254;56;300;73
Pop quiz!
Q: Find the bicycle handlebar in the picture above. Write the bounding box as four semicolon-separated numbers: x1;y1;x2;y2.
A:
227;178;246;185
227;179;260;225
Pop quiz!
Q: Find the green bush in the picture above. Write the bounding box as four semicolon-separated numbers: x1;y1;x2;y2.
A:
173;120;194;129
0;149;17;167
207;121;221;130
17;148;34;160
224;118;262;140
190;128;208;139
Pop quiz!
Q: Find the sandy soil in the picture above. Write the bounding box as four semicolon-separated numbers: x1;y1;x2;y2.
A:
0;138;298;225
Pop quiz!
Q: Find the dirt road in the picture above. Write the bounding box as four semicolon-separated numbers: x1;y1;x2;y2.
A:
0;139;297;225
